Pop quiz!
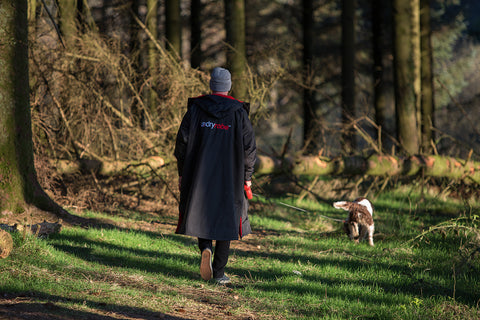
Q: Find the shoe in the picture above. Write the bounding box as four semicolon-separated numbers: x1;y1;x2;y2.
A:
214;274;231;285
200;249;213;281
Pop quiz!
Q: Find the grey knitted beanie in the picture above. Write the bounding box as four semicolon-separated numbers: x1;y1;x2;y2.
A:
209;67;232;92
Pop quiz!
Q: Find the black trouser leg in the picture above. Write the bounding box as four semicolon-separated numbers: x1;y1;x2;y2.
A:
198;238;212;252
197;238;230;279
212;240;230;278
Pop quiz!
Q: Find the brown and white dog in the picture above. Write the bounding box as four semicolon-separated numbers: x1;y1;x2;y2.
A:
333;197;374;246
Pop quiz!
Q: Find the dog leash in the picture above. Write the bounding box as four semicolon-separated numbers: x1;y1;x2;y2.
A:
251;193;345;223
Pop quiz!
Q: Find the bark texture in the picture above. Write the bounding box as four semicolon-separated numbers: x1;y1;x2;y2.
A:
0;0;69;218
392;0;419;154
420;0;435;153
225;0;247;99
58;0;77;46
165;0;182;57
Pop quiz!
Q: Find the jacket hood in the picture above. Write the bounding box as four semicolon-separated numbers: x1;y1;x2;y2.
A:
189;94;244;119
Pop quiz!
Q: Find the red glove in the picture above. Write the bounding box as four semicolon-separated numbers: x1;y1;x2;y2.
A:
244;182;253;200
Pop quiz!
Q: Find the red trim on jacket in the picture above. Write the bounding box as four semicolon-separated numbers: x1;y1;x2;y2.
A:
175;212;184;234
239;216;243;238
212;93;244;103
192;93;243;103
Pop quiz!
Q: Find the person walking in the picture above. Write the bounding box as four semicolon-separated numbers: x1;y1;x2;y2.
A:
174;67;256;285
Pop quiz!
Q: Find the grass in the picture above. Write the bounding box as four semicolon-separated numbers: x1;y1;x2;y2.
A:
1;188;480;319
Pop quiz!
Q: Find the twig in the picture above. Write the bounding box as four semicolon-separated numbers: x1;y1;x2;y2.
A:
88;86;160;154
92;88;134;127
64;52;101;62
353;122;381;154
363;116;401;149
112;175;155;192
73;141;106;162
298;176;319;202
146;164;179;203
40;0;65;48
51;93;81;159
117;67;155;131
131;11;184;77
406;218;479;246
103;112;119;160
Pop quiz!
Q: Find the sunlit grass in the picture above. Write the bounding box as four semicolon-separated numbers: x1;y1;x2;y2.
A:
0;188;479;319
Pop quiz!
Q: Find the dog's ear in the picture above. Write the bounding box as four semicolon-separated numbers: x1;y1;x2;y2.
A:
333;201;352;211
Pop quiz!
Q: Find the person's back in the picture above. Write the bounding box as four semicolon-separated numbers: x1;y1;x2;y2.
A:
174;67;256;284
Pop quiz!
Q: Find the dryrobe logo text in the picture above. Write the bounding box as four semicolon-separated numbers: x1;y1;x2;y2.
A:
201;121;231;131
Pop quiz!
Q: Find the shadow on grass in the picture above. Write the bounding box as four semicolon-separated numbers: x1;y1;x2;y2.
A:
34;207;480;318
229;242;480;310
48;222;479;307
48;231;200;280
0;292;191;320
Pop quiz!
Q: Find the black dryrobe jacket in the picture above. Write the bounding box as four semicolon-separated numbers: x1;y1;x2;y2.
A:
174;94;257;240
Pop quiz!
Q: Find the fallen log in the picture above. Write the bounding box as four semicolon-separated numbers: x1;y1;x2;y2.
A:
0;220;62;237
0;229;13;259
255;154;480;183
50;156;165;176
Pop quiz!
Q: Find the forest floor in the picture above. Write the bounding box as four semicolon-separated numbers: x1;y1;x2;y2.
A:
0;194;266;320
0;215;271;320
1;162;479;319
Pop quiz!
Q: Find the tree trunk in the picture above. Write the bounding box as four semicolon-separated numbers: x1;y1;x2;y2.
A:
225;0;247;100
146;0;158;125
0;0;68;218
392;0;419;155
420;0;435;153
371;0;387;148
78;0;97;32
190;0;202;69
254;154;480;183
146;0;158;73
51;156;165;176
302;0;319;154
411;0;422;145
28;0;37;29
341;0;356;153
165;0;182;58
58;0;77;47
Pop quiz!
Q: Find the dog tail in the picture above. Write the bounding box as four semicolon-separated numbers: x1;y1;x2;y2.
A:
333;201;351;211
